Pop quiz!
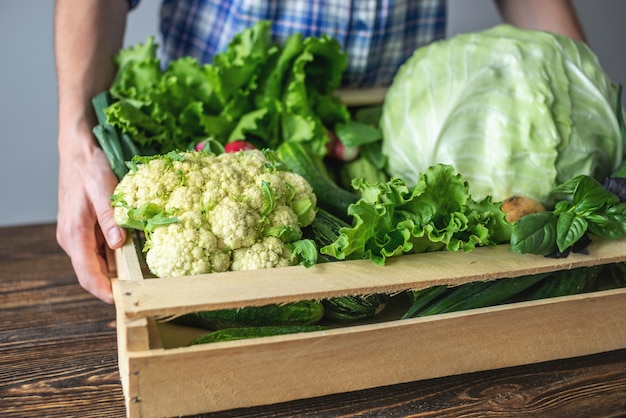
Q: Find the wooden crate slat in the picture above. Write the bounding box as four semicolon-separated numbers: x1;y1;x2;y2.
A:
119;287;626;417
114;237;626;320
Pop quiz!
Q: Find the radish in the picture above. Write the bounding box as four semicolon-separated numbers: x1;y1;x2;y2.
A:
326;130;359;162
225;140;257;153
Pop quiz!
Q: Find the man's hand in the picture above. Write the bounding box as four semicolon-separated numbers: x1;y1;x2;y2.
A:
54;0;129;302
56;123;126;303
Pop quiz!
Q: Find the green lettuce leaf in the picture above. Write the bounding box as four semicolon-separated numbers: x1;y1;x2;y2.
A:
101;21;350;158
321;164;513;264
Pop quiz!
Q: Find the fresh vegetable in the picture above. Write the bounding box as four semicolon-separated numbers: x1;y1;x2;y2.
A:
325;129;359;162
412;281;494;317
591;262;626;291
279;144;514;267
224;140;257;153
510;175;626;256
402;273;549;318
277;142;359;222
427;273;551;315
500;196;546;223
174;300;324;330
603;177;626;202
301;209;390;322
188;325;328;344
322;294;390;322
92;91;157;180
523;267;597;301
380;24;624;206
337;155;390;196
401;270;589;318
302;208;352;263
111;149;318;277
320;164;513;265
401;286;448;320
99;21;353;162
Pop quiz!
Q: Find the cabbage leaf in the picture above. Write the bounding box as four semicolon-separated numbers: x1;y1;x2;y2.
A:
380;25;624;206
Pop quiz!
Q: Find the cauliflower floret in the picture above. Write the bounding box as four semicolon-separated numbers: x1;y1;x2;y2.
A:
112;150;317;278
204;163;246;204
267;205;301;235
256;172;292;206
225;149;269;179
146;220;230;278
231;236;293;271
112;161;179;209
278;171;317;227
208;197;262;249
166;186;204;214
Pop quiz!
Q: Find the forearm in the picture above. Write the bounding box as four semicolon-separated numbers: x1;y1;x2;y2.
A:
54;0;131;303
494;0;586;42
54;0;128;139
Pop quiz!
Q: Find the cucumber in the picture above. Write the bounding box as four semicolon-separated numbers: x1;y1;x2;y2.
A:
302;208;351;263
438;273;550;314
322;293;390;322
524;267;597;300
416;281;495;317
188;325;328;345
401;286;449;319
592;263;626;291
277;142;359;222
303;209;390;321
173;300;324;330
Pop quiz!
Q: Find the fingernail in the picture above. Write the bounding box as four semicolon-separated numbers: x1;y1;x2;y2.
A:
108;227;123;246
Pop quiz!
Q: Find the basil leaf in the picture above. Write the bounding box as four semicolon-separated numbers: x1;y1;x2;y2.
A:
572;176;615;214
509;211;558;255
587;204;626;239
552;175;585;196
556;212;588;252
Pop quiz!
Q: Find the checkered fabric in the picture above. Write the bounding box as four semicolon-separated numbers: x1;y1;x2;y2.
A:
128;0;447;86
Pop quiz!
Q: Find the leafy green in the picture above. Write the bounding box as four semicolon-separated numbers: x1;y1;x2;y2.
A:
98;21;351;160
109;201;179;235
510;175;626;255
380;24;624;206
289;239;318;268
321;164;513;264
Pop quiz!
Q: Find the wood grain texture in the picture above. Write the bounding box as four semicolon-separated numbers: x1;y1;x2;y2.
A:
2;223;626;417
0;224;126;418
115;236;626;320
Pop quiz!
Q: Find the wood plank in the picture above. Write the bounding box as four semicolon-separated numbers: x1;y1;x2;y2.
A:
3;223;626;418
120;288;626;417
334;87;387;106
193;348;626;418
0;224;126;418
114;237;626;319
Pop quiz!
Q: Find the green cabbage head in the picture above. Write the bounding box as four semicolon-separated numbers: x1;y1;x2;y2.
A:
380;24;624;205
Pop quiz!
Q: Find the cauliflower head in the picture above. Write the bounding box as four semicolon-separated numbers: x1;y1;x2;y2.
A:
112;150;317;278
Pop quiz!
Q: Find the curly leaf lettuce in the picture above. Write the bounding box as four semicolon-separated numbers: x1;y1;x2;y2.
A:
322;164;513;264
381;24;624;206
102;21;349;156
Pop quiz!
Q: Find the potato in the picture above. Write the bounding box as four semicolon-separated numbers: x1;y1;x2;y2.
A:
501;196;546;223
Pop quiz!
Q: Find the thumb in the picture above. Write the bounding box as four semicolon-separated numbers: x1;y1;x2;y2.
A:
93;190;127;249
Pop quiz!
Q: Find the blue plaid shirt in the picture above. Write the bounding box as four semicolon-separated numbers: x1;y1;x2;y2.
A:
128;0;447;87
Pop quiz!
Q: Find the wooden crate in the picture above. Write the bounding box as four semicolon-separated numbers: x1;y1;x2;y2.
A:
113;235;626;418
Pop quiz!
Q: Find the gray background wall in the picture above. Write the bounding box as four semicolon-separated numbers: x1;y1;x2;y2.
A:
2;0;626;227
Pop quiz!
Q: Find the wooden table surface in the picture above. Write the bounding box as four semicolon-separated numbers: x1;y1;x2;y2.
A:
2;223;626;417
